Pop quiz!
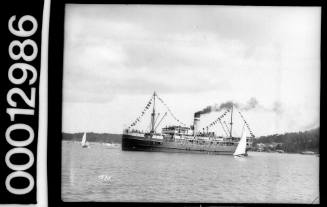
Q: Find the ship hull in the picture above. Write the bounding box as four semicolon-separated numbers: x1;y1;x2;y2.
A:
122;134;237;155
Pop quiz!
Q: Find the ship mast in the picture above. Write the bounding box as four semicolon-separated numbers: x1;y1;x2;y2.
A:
230;104;233;138
150;92;156;133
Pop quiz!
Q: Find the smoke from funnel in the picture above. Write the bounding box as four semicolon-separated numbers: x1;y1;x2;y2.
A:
195;97;259;115
216;101;236;111
241;97;258;111
195;101;235;116
272;101;283;114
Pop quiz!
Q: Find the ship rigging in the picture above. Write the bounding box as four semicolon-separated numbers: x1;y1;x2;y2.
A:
126;92;254;139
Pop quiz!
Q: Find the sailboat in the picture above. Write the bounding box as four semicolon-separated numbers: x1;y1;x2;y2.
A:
81;132;89;148
233;126;248;158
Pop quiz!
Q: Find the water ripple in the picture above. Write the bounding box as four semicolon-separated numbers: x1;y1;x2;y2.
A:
62;141;319;203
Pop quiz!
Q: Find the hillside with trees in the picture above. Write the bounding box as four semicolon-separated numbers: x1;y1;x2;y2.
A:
253;128;319;153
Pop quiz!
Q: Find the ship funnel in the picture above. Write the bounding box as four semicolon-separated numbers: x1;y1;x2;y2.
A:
193;113;200;135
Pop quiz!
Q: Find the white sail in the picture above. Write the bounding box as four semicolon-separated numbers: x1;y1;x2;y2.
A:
233;127;247;156
81;132;87;146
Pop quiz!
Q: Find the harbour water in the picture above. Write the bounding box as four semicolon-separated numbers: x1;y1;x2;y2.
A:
62;141;319;203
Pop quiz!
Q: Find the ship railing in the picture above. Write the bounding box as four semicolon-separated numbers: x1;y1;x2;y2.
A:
124;129;147;135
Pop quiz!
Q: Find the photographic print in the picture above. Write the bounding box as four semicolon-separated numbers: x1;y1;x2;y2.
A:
60;5;320;203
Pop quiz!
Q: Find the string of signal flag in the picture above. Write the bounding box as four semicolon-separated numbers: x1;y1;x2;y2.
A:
237;110;255;137
203;109;230;130
128;95;154;129
127;94;255;138
156;95;187;127
128;94;187;129
203;108;255;138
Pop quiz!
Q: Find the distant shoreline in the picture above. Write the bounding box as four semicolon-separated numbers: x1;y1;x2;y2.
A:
62;132;122;144
62;127;319;154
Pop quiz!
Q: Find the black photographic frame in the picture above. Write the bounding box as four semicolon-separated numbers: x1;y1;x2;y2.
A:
47;1;324;207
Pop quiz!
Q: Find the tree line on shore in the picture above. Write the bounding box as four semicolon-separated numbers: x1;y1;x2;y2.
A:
253;127;319;153
62;132;122;143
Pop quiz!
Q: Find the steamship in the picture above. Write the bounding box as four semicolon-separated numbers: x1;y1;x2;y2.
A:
122;92;253;155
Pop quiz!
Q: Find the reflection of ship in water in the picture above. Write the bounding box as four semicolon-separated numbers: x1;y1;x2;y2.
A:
122;92;254;155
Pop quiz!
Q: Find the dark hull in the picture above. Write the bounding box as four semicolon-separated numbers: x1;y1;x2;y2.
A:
122;134;237;155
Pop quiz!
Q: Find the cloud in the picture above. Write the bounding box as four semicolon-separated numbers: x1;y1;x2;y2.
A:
62;5;320;136
64;18;249;103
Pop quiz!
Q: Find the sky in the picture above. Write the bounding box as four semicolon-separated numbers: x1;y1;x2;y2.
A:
62;5;321;137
